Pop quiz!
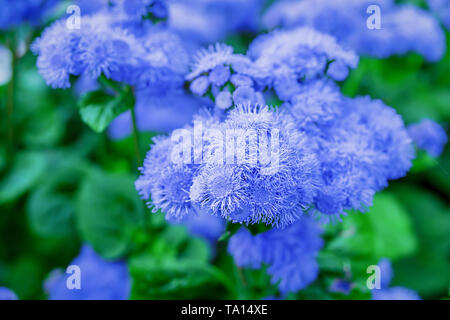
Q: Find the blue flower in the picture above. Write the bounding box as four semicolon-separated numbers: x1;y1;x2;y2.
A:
190;104;320;228
33;11;188;90
248;27;358;100
263;0;445;62
151;165;197;221
228;217;323;295
372;287;421;300
108;90;203;138
45;245;130;300
111;0;168;21
215;91;232;110
285;79;343;127
190;76;210;96
308;96;414;220
371;258;421;300
0;0;58;30
167;0;264;43
187;43;266;107
232;87;257;106
0;287;18;300
179;210;226;243
209;65;231;86
408;119;448;157
428;0;450;30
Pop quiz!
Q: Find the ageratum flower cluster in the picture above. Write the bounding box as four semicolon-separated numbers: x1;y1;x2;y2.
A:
32;2;187;90
33;0;443;296
228;218;323;294
263;0;446;61
137;27;414;228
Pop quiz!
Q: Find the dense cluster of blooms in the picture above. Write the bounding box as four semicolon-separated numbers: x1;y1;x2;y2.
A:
371;259;421;300
263;0;446;61
228;218;323;295
45;245;130;300
0;0;58;30
408;119;448;157
31;0;448;297
32;3;188;91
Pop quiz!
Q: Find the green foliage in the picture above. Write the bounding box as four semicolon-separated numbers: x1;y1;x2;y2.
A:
76;169;145;259
0;152;46;205
328;193;417;261
390;185;450;298
78;87;134;133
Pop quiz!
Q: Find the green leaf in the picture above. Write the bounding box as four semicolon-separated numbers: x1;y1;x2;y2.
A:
76;170;145;259
78;88;134;133
0;152;46;205
129;256;228;299
26;166;84;238
328;192;417;261
390;185;450;297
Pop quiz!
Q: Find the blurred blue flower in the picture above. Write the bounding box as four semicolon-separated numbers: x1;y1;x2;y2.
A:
372;287;421;300
371;258;421;300
167;0;264;43
45;245;130;300
0;287;18;300
0;0;59;30
263;0;445;62
428;0;450;30
228;217;323;295
109;90;202;138
408;119;448;157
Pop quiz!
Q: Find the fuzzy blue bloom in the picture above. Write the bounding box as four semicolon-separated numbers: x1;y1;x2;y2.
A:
303;96;414;220
190;104;321;228
0;0;58;30
45;245;130;300
371;258;421;300
428;0;450;30
263;0;446;62
228;217;323;294
232;87;257;106
407;119;448;157
180;211;226;243
187;43;266;107
74;0;109;15
167;0;264;43
0;287;18;300
190;76;210;96
33;12;188;90
209;65;231;87
215;91;232;110
248;27;358;100
231;74;254;88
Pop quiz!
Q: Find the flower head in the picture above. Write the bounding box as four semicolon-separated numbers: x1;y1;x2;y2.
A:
45;245;130;300
408;119;447;157
228;217;323;294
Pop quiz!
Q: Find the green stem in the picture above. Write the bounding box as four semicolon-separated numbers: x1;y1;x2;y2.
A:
130;101;142;164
